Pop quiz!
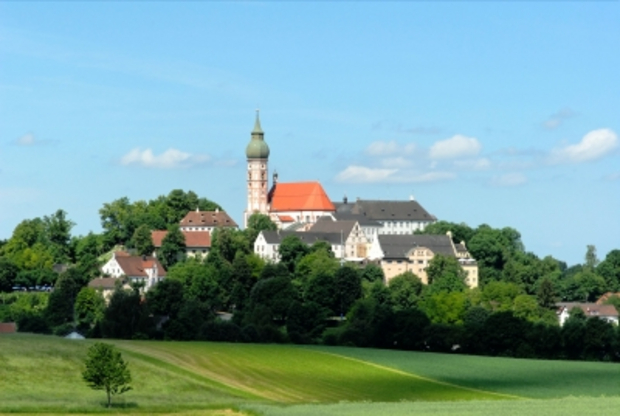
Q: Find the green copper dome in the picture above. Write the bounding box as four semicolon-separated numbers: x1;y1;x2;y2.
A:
246;111;270;159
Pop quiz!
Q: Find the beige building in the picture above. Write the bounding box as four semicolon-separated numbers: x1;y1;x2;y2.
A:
371;233;478;288
151;230;211;259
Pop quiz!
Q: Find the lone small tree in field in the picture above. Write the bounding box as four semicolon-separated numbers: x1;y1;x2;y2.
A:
82;342;132;407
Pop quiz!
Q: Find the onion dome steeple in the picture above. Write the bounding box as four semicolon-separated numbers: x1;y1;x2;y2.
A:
245;110;270;159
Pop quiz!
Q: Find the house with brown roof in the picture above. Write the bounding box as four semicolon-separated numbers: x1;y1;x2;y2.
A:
151;230;211;259
179;209;237;232
88;277;127;304
369;233;478;288
101;252;166;292
557;302;619;326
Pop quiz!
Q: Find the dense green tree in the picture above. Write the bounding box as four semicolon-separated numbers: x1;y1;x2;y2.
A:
415;221;474;246
146;279;185;318
245;213;277;247
229;253;254;311
210;228;250;264
597;250;620;292
334;266;362;318
426;254;467;294
248;276;297;321
536;277;557;309
278;235;309;273
303;271;338;315
360;264;384;283
295;249;339;283
0;257;18;292
82;342;132;407
43;209;75;264
130;224;154;256
392;308;430;351
101;286;153;339
468;225;523;284
420;291;467;325
158;224;186;269
46;274;80;328
387;272;423;311
75;287;105;332
512;294;539;322
286;301;327;344
480;281;523;311
585;245;600;271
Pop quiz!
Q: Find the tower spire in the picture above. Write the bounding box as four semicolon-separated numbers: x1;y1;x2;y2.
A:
253;108;263;134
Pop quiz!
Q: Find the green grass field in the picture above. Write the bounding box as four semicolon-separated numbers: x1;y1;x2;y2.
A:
2;334;620;415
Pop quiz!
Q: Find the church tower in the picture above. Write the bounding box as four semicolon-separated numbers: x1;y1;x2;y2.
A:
244;111;270;227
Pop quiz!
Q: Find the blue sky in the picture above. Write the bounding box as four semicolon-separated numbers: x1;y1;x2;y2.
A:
0;2;618;266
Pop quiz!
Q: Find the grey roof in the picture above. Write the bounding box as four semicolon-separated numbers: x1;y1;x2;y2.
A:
260;230;343;246
332;212;382;227
378;234;455;259
333;199;435;222
309;219;357;236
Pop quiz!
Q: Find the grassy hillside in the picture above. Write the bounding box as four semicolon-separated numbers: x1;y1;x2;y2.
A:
114;340;502;403
309;346;620;399
3;334;620;415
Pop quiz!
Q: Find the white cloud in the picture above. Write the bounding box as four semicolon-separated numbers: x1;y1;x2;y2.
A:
542;107;577;130
396;171;456;183
335;166;397;183
453;157;491;171
13;133;53;146
365;140;415;156
429;135;481;159
491;173;527;187
335;165;455;184
549;129;618;164
120;148;210;169
604;172;620;181
379;157;413;169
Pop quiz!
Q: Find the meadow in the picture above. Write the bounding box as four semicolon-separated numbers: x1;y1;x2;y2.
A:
2;334;620;415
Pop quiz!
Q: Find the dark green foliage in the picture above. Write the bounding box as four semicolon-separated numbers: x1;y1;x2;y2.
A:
481;311;529;356
303;271;337;315
82;342;132;407
425;255;467;294
415;221;474;246
388;272;423;311
286;301;328;344
339;298;392;348
75;287;105;333
597;249;620;291
230;253;254;311
101;288;153;339
130;224;154;256
0;257;19;292
158;224;186;269
46;274;80;328
147;278;185;318
392;308;430;351
424;323;464;353
201;320;242;342
210;228;250;264
245;213;277;247
248;276;297;320
164;299;214;341
334;266;362;317
278;235;309;273
537;277;557;308
360;263;384;283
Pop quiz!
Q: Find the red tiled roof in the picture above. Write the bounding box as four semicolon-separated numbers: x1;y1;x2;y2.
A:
0;322;17;334
114;254;167;277
151;231;211;248
88;277;121;290
268;182;335;212
278;215;295;222
180;210;238;228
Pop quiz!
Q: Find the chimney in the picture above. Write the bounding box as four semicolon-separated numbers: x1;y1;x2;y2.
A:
215;208;219;213
410;194;415;201
343;194;348;204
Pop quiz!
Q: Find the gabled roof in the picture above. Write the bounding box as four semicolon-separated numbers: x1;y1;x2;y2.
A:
88;277;121;290
332;212;382;227
114;254;167;278
180;210;237;228
557;302;619;318
334;199;435;222
260;230;343;246
268;182;335;212
378;234;455;259
151;230;211;248
309;218;357;237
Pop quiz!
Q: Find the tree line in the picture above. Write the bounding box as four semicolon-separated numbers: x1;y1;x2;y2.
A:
1;190;620;363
